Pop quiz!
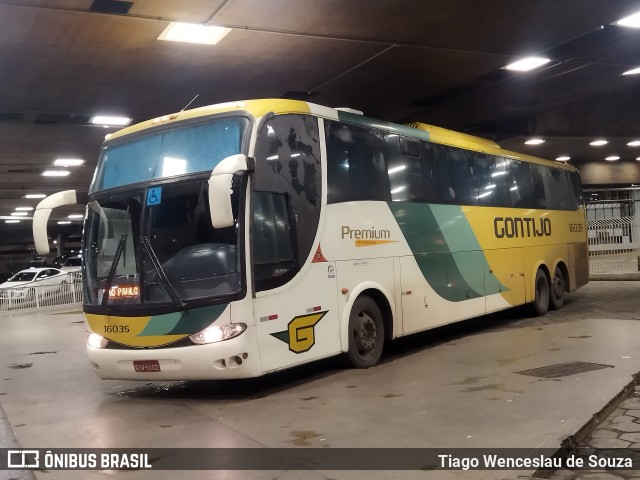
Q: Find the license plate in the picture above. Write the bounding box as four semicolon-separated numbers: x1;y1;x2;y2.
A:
133;360;161;372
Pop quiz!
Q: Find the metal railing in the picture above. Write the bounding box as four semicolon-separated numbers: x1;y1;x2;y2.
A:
586;188;640;274
0;272;83;311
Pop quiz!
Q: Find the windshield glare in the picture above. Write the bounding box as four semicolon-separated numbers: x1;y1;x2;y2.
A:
91;116;248;193
83;177;243;309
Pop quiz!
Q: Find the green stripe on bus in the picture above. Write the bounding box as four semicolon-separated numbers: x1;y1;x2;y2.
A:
337;111;430;141
139;304;228;336
387;202;505;302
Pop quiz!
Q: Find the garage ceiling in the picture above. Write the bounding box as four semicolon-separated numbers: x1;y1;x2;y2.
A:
2;0;640;249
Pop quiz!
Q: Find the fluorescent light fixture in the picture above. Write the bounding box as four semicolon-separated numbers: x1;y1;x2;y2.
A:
5;220;20;224
509;186;518;191
605;155;620;161
616;11;640;28
556;156;571;162
623;67;640;75
590;139;608;146
637;157;640;161
53;158;84;167
158;22;231;45
42;169;70;177
15;207;33;211
266;155;279;161
90;115;132;127
68;214;84;219
491;170;507;177
505;57;551;72
485;184;496;190
11;212;28;216
388;165;407;175
525;138;545;145
478;191;492;199
24;193;46;199
628;140;640;146
390;186;406;194
57;221;71;224
161;157;187;177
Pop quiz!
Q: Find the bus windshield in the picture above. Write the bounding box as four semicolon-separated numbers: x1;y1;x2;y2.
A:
90;116;249;193
83;177;244;311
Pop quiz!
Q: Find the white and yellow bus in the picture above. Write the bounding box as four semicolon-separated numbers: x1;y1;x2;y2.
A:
33;99;588;380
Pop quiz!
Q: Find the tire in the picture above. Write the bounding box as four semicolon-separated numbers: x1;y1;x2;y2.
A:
550;266;566;310
530;268;550;316
346;296;385;369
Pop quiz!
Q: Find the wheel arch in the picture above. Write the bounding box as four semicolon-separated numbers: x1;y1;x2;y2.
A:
553;260;570;292
340;282;395;353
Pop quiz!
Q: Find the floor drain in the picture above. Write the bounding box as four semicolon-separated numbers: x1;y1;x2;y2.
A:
515;361;613;378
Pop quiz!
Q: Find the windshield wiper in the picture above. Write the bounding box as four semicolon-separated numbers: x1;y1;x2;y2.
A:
141;236;185;309
101;233;128;306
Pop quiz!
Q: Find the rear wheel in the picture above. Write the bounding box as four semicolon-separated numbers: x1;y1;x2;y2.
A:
346;296;385;369
530;268;550;316
550;266;566;310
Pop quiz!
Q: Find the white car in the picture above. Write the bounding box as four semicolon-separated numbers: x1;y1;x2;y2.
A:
0;267;70;299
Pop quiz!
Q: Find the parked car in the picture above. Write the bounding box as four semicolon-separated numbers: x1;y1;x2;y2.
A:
60;255;82;273
0;267;70;299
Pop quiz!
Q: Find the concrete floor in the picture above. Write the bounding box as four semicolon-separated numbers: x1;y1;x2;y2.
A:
0;281;639;480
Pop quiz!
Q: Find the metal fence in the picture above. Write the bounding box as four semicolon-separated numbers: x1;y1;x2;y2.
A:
0;272;82;311
586;188;640;274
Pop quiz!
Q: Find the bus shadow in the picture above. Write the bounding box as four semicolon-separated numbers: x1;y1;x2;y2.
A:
112;299;573;401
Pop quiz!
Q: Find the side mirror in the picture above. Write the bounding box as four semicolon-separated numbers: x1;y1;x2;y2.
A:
33;190;79;254
208;154;254;229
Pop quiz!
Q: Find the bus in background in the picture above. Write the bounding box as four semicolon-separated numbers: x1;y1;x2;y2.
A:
32;99;588;380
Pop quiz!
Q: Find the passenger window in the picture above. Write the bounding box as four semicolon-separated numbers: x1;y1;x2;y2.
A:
253;114;322;291
435;144;477;205
473;156;511;207
326;121;389;203
384;135;440;203
547;168;579;210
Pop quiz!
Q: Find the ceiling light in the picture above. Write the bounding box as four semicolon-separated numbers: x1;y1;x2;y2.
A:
622;67;640;75
68;214;84;219
90;115;132;127
42;170;71;176
590;140;608;146
5;220;20;224
57;221;71;224
24;193;46;199
628;140;640;146
11;212;28;216
556;156;570;162
524;138;545;145
616;11;640;28
53;158;84;167
15;207;33;211
158;22;231;45
605;155;620;161
504;57;551;72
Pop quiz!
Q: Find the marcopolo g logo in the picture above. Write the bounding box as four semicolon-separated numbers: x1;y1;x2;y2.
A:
271;311;327;353
494;217;552;239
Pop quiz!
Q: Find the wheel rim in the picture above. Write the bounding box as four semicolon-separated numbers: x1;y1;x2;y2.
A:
352;311;378;357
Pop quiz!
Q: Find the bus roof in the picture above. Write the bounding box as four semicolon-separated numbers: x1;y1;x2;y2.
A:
105;98;576;173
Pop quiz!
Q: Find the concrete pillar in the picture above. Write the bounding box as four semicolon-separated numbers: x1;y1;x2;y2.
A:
56;233;63;256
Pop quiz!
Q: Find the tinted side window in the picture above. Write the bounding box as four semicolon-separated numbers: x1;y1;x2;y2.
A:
508;160;548;209
570;171;584;206
326;121;389;203
547;168;579;210
435;145;477;205
473;156;511;207
253;114;321;291
384;135;440;203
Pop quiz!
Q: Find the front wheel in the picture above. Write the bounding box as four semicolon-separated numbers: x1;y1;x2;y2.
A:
550;266;566;310
346;296;385;369
530;268;550;316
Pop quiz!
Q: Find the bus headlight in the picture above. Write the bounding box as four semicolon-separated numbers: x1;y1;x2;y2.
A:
86;332;108;349
189;323;246;345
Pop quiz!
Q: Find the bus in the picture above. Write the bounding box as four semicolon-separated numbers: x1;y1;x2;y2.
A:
32;99;588;380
